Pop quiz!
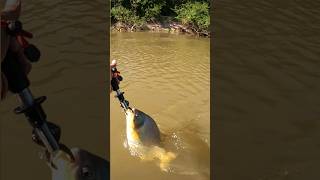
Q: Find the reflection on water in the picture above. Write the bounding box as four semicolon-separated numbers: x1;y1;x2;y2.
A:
1;1;107;179
111;32;210;180
214;0;320;179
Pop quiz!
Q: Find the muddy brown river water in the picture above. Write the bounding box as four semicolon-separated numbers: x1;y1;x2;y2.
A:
214;0;320;179
1;0;108;179
110;32;210;180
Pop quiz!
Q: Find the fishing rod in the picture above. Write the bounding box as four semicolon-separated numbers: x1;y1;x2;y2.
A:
1;19;74;167
111;64;131;112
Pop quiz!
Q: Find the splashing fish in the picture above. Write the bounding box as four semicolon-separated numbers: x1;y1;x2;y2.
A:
125;108;176;171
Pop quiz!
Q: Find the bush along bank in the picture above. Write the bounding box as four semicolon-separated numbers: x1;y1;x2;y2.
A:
111;0;210;37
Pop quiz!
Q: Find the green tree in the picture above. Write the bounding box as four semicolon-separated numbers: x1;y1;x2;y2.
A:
111;0;165;24
175;1;210;32
111;0;211;34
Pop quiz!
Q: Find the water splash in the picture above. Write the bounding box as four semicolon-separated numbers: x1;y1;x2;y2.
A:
124;139;177;172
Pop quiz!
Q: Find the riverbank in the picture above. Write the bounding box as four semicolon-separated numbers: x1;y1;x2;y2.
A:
111;20;210;37
111;1;210;37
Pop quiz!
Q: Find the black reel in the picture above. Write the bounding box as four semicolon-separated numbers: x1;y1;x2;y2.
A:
110;67;123;91
24;44;41;62
6;20;41;63
111;66;131;110
117;75;123;81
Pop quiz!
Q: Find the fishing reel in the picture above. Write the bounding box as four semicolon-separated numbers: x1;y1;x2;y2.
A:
111;66;123;87
111;65;130;110
3;20;41;63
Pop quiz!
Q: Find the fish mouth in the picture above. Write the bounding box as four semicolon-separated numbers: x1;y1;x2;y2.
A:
131;108;144;129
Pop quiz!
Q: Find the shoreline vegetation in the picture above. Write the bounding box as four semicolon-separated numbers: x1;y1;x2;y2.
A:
111;0;210;37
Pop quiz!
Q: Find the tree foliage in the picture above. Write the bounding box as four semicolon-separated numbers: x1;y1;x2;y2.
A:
175;1;210;31
111;0;210;33
111;0;165;24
